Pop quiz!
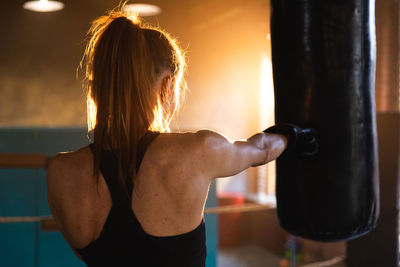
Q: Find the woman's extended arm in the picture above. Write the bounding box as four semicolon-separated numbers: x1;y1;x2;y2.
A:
196;130;287;179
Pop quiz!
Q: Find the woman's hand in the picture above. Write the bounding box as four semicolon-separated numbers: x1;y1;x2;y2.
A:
247;133;287;167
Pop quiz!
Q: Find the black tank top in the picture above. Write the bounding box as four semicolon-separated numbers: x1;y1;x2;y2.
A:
75;132;207;266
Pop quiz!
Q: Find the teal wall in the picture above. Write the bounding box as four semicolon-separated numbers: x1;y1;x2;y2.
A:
0;128;217;267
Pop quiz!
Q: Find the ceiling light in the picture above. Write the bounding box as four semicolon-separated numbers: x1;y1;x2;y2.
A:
123;3;162;17
23;0;64;12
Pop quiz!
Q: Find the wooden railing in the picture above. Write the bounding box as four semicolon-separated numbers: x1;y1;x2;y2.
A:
0;153;48;169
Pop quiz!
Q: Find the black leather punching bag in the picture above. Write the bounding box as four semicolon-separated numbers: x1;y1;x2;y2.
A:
270;0;379;241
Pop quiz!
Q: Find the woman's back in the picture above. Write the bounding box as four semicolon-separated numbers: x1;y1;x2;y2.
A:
47;132;212;266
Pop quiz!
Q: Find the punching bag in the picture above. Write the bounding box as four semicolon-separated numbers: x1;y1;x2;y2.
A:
270;0;379;241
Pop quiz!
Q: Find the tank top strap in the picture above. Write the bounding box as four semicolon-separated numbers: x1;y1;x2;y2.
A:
135;131;160;172
89;131;160;206
125;131;160;197
89;143;122;204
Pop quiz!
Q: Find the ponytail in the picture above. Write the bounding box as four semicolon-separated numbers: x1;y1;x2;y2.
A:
81;8;186;194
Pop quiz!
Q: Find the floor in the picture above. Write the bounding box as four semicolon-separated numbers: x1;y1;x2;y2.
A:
218;244;282;267
217;244;347;267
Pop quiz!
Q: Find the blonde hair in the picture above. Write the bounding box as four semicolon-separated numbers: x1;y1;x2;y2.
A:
81;7;186;192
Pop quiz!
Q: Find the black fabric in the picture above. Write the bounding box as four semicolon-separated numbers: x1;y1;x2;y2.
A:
75;132;207;266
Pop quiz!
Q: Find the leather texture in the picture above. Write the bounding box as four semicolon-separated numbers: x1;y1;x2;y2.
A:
270;0;380;241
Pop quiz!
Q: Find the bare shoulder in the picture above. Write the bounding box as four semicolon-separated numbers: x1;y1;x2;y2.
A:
155;130;226;148
46;146;98;248
150;130;224;160
148;130;228;177
46;146;96;221
47;146;93;195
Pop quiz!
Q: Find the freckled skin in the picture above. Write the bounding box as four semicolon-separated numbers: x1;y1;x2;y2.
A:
46;131;287;254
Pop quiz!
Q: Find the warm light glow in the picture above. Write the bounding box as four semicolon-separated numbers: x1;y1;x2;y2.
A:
128;13;141;24
23;0;64;12
258;54;276;196
144;24;186;133
87;94;97;132
123;3;161;17
259;55;275;113
149;98;170;132
84;9;185;135
171;38;186;114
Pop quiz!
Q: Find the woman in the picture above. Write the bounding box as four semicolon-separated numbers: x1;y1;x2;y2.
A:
47;8;287;267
